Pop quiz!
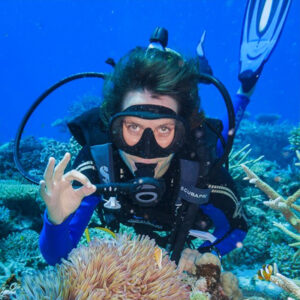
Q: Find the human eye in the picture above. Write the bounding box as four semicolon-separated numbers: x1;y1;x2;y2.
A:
125;122;141;133
159;126;170;133
157;125;173;136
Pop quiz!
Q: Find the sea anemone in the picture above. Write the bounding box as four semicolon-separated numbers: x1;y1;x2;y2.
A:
16;234;190;299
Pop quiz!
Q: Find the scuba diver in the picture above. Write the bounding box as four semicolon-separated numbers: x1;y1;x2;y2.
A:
40;43;250;267
13;0;291;268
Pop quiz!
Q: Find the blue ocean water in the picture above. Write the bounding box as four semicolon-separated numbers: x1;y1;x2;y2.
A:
0;0;299;143
0;1;300;298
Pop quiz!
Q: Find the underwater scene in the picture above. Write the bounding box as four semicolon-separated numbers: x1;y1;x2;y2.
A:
0;0;299;299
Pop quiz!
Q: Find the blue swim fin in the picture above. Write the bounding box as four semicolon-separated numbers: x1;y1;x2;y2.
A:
239;0;292;92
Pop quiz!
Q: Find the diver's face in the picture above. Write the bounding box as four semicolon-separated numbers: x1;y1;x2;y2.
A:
121;90;178;165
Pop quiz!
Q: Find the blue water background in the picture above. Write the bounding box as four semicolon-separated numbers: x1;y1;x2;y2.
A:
0;0;299;143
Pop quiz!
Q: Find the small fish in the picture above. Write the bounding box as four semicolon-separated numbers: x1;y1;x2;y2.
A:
154;246;162;269
281;145;294;159
273;176;282;183
257;264;273;281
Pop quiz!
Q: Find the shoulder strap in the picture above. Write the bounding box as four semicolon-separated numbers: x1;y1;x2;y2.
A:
178;159;210;205
90;143;116;183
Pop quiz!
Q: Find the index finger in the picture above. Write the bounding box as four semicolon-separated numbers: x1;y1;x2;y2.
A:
53;153;71;182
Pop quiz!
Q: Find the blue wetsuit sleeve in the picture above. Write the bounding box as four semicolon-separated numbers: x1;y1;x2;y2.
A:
197;203;247;256
39;145;102;265
217;93;250;157
39;195;101;265
196;169;248;256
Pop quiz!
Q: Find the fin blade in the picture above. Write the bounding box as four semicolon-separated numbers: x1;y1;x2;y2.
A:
240;0;292;74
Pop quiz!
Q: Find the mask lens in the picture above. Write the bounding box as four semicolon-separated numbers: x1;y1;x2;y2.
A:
122;117;176;148
109;113;187;158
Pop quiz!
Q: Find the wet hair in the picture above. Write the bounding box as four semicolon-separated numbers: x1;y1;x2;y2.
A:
100;47;200;128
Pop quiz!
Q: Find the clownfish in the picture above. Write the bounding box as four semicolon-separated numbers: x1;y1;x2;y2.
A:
257;264;273;281
154;246;162;269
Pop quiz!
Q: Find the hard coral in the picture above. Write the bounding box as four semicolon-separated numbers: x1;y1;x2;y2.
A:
242;164;300;235
183;252;242;300
289;125;300;151
0;230;46;283
16;234;190;299
234;119;292;163
0;180;38;203
220;272;243;300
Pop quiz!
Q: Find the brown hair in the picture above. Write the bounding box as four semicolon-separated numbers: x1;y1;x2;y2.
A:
100;47;200;128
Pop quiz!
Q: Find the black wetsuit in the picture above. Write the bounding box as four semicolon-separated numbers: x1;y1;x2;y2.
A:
39;116;248;266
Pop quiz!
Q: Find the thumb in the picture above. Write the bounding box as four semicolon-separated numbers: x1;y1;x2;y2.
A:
39;180;49;201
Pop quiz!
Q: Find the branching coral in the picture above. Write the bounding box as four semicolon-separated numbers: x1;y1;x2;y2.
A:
269;272;300;299
242;163;300;272
241;164;300;235
16;234;190;299
258;263;300;299
229;144;264;180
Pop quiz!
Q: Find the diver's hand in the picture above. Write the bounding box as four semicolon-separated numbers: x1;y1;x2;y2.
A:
178;248;199;274
39;153;96;225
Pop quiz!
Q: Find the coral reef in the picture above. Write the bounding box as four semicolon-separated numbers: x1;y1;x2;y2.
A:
0;230;47;283
39;136;81;166
254;113;281;125
224;151;300;296
229;144;264;180
0;180;42;228
9;234;245;300
0;137;42;181
0;180;39;203
0;135;81;183
234;119;293;165
0;206;10;224
241;164;300;298
289;125;300;151
0;110;298;299
257;263;300;299
242;164;300;241
296;150;300;167
180;249;242;300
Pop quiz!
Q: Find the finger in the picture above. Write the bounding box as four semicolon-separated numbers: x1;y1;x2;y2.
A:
184;252;197;273
178;251;189;272
53;153;71;182
39;180;49;202
178;248;195;273
74;184;96;199
43;157;55;189
63;170;92;186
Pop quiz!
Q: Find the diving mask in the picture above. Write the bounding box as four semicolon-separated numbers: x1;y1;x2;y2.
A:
109;105;187;159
